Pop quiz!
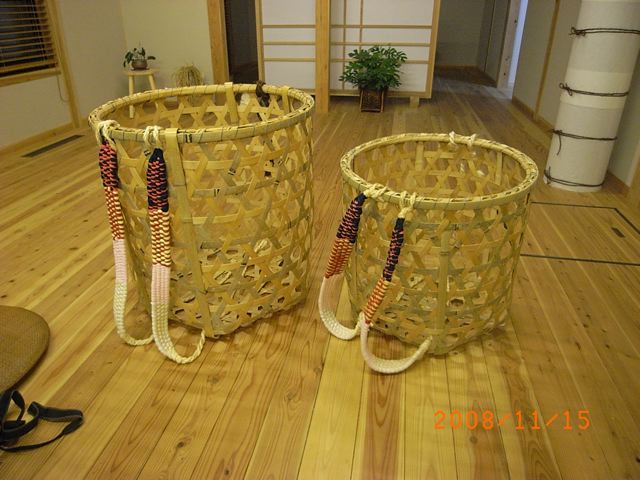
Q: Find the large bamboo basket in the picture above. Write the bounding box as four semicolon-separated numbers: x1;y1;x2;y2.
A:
319;132;537;373
89;83;314;363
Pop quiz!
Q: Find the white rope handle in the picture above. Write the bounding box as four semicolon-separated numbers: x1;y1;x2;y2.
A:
360;314;432;374
318;275;360;340
147;127;206;364
112;240;153;346
318;189;433;373
150;264;206;364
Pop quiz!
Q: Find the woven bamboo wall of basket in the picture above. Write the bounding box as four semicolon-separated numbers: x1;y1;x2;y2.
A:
88;83;314;348
340;133;538;355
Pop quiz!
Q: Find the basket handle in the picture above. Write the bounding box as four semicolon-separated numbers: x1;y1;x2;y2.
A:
318;189;433;373
97;122;153;347
147;127;205;364
360;314;432;374
318;189;372;340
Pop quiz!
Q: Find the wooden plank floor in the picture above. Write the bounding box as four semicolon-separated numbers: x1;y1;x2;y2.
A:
1;75;639;479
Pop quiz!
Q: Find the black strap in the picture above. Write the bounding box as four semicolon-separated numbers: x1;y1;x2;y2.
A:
0;390;84;452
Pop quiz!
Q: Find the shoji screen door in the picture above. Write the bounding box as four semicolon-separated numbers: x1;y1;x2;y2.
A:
255;0;317;91
330;0;439;99
254;0;440;102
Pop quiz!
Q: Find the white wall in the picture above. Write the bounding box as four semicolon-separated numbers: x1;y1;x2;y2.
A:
514;0;640;186
610;56;640;185
119;0;214;88
508;0;528;85
436;0;486;66
476;0;494;69
57;0;128;117
536;0;581;124
0;76;71;148
512;0;555;109
0;0;127;149
484;0;509;82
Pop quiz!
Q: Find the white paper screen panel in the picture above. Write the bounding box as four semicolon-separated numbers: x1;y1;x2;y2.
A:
331;45;343;59
257;0;316;91
361;28;430;44
398;64;429;92
263;28;315;42
331;61;345;89
261;0;315;24
264;45;316;59
265;61;315;89
363;0;433;24
331;0;345;23
329;0;437;97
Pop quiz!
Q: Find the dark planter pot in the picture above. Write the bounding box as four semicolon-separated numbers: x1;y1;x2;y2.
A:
359;88;386;112
131;59;148;70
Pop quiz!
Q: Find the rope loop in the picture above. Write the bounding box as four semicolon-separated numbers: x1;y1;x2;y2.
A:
398;191;417;219
96;120;118;148
448;131;457;146
559;82;628;98
364;183;387;199
143;125;162;150
571;26;640;36
465;133;477;150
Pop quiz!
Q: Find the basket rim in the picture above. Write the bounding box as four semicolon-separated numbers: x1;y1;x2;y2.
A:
340;132;539;210
87;83;314;144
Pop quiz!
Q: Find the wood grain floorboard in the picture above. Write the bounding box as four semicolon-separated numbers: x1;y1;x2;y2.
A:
1;74;638;479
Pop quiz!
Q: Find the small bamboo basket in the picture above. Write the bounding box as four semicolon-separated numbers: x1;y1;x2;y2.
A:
319;132;538;373
89;83;314;363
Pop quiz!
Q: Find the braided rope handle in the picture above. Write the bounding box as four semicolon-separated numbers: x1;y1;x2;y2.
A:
145;129;205;363
318;188;432;374
98;121;152;346
96;122;205;363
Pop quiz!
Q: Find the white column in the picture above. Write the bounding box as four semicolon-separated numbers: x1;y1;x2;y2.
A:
545;0;640;192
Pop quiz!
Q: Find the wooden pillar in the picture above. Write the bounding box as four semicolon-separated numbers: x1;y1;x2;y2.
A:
315;0;330;113
207;0;230;84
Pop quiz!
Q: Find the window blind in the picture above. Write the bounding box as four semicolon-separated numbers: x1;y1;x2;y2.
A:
0;0;57;77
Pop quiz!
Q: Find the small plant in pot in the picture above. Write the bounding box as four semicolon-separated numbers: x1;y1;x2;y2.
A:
123;46;156;70
339;45;407;112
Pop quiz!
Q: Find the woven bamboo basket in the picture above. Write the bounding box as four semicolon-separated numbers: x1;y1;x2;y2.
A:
89;82;314;363
319;132;538;373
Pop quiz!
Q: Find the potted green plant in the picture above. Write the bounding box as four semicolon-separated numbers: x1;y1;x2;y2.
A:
123;46;156;70
339;45;407;112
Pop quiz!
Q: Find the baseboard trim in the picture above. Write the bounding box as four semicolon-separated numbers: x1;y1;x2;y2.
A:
511;96;553;133
605;171;630;195
435;65;496;86
0;123;75;157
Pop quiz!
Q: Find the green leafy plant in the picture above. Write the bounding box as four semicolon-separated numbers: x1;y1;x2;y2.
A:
123;46;156;68
339;45;407;91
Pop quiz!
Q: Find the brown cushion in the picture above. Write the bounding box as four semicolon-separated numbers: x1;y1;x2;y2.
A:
0;306;49;392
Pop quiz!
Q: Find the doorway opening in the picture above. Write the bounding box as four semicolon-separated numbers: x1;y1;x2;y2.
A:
223;0;259;83
475;0;528;96
508;0;528;88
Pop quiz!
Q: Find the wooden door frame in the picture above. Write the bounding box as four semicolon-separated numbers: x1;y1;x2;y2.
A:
207;0;230;83
315;0;330;113
208;0;330;111
496;0;520;89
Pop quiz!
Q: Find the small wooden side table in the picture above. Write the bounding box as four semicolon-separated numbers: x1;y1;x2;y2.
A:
124;68;157;118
